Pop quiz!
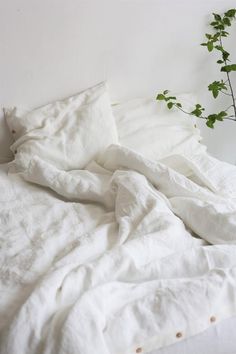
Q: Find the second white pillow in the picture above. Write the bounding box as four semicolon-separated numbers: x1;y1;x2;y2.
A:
113;95;206;161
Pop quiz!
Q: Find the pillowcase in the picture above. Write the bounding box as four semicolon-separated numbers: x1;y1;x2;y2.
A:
112;94;206;162
5;82;118;172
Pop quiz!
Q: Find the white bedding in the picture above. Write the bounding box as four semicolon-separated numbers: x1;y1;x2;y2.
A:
113;95;206;163
151;315;236;354
1;145;236;354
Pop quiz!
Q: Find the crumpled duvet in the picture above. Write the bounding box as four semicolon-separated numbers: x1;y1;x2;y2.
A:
1;144;236;354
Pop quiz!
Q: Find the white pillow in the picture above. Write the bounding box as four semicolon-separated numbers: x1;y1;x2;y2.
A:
5;82;118;172
112;94;206;161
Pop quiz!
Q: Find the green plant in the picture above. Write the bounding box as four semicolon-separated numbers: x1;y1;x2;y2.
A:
156;8;236;128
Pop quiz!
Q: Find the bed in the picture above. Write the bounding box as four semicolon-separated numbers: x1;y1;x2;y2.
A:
1;81;236;354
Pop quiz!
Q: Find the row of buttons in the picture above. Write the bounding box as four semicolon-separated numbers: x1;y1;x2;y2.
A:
135;316;216;353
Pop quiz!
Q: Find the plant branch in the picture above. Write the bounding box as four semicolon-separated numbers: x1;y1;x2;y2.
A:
172;103;205;119
156;9;236;128
219;35;236;118
225;104;234;111
226;71;236;117
173;103;236;121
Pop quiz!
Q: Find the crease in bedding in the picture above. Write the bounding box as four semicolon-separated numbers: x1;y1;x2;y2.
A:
1;145;236;354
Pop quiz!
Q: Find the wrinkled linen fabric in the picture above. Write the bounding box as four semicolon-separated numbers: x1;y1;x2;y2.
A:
112;95;207;164
5;82;118;171
1;145;236;354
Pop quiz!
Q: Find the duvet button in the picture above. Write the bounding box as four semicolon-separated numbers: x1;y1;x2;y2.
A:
136;347;142;353
176;332;183;338
210;316;216;323
12;129;16;134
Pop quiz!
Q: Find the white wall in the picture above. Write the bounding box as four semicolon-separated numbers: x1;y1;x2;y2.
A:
0;0;236;162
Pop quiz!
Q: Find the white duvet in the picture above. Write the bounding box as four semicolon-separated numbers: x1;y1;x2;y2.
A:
1;145;236;354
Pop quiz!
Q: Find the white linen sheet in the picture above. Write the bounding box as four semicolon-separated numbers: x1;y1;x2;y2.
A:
1;145;236;354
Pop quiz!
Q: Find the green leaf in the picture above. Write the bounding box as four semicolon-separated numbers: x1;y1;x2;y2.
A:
163;90;169;95
206;120;214;128
176;103;182;108
222;51;230;61
167;102;174;109
207;114;217;124
213;13;221;21
208;83;219;98
223;17;231;26
221;31;229;37
207;42;214;52
206;111;228;126
200;42;207;46
191;109;201;117
212;32;220;41
225;9;236;18
220;111;228;117
165;97;176;101
217;60;224;64
217;111;228;120
221;64;236;72
208;80;227;98
215;45;223;52
156;94;165;100
214;24;225;30
190;104;205;118
205;33;212;40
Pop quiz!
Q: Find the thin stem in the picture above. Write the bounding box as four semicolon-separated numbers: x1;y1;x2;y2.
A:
221;91;232;96
174;104;205;119
219;35;236;117
173;103;207;120
173;103;236;121
224;116;236;121
225;104;234;111
226;71;236;116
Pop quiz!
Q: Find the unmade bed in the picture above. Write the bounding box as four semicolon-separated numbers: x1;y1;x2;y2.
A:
1;82;236;354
